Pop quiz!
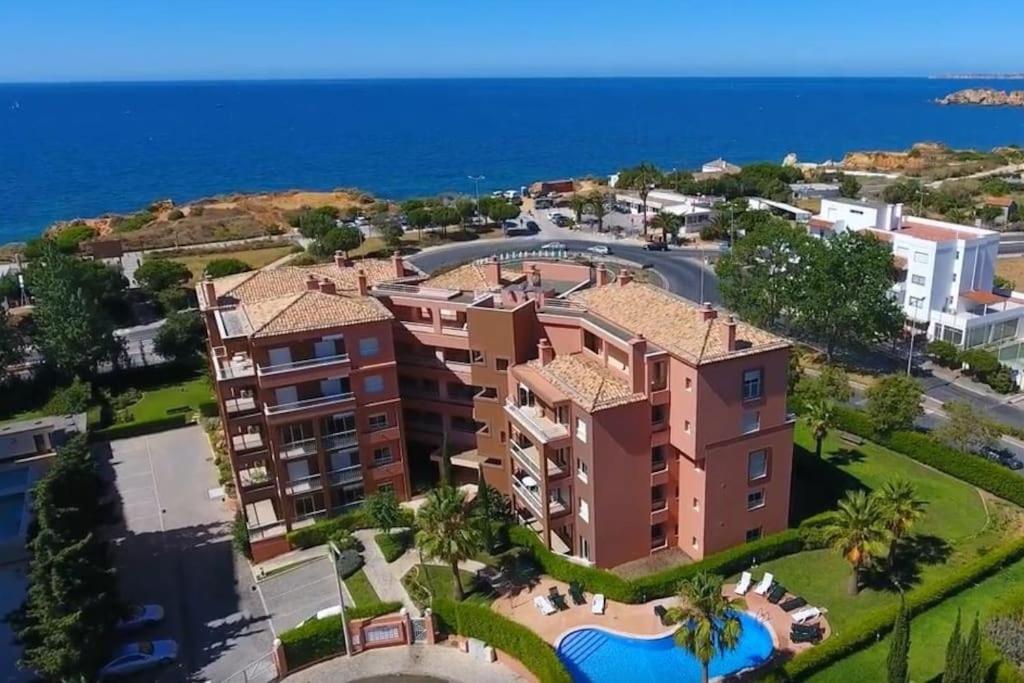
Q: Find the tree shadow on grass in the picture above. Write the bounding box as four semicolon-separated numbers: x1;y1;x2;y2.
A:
826;447;867;467
789;444;867;525
863;534;952;593
482;549;541;600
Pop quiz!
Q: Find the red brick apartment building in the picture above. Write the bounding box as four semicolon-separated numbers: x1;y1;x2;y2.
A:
198;253;794;566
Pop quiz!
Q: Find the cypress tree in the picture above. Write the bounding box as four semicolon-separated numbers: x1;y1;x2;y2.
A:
943;610;963;683
887;597;911;683
963;614;983;683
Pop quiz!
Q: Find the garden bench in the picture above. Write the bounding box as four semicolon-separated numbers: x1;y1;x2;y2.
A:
838;431;864;446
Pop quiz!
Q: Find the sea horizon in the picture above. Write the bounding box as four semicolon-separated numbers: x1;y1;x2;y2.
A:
3;76;1023;242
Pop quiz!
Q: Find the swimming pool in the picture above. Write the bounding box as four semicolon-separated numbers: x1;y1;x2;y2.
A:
0;493;25;540
556;612;774;683
0;467;28;493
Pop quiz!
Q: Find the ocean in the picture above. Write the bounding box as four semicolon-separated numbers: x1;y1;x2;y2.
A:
1;77;1023;242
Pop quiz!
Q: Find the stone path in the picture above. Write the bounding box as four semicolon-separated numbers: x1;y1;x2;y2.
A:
288;642;526;682
353;529;421;617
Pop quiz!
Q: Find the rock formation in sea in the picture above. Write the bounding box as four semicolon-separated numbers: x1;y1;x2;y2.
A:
935;88;1024;106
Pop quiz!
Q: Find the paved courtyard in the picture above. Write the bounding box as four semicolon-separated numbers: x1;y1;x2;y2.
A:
99;425;275;682
257;555;344;634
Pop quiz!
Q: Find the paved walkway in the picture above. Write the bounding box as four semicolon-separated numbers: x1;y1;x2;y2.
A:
353;529;421;617
288;643;526;682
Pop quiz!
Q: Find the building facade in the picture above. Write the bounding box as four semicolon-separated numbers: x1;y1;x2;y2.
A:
200;253;794;567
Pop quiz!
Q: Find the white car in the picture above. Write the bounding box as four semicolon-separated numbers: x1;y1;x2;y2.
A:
99;640;178;679
586;245;611;255
542;242;567;251
297;604;342;627
116;604;165;631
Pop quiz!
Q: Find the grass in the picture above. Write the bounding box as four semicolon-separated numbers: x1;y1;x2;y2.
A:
169;245;295;282
402;564;492;607
808;558;1024;682
344;568;382;607
374;531;411;563
125;376;214;422
348;226;503;258
996;256;1024;290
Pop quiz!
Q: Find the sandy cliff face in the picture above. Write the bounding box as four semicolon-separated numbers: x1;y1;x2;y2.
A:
841;143;949;171
936;89;1024;106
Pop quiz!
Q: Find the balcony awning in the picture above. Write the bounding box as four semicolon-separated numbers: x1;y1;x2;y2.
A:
431;447;487;471
962;290;1008;306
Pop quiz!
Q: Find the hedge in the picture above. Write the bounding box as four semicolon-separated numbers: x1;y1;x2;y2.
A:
509;525;805;604
90;414;192;441
432;598;572;683
279;601;402;669
286;507;416;549
780;537;1024;680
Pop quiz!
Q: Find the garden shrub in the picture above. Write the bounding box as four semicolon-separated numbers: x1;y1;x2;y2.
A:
44;377;92;415
328;530;361;553
927;339;961;368
987;615;1024;668
90;414;191;441
432;599;572;683
375;531;409;563
286;507;414;549
346;600;402;621
279;601;403;669
335;549;363;579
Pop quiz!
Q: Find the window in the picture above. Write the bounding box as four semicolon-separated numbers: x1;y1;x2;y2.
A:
579;536;590;560
583;331;602;354
575;418;588;443
650;361;667;391
368;413;388;430
746;527;763;542
742;369;763;401
911;274;926;286
323;413;356;436
471;349;485;364
496;357;509;372
684;420;691;434
913;251;929;264
692;536;699;549
363;375;384;394
685;377;693;391
576;459;589;483
741;410;760;434
909;296;925;309
692;497;700;511
748;449;768;481
651;404;667;424
295;495;318;517
747;489;766;510
578;498;589;522
952;273;957;282
358;336;380;357
373;447;393;466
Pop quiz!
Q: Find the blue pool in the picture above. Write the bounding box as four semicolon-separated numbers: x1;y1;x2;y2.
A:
0;468;27;492
0;493;25;540
557;612;774;683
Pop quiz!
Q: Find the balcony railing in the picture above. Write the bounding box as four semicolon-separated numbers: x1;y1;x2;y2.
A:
510;441;542;482
505;400;569;443
323;429;358;451
231;432;265;453
651;499;668;513
512;477;543;518
651;459;668;473
265;392;355;416
292;509;328;529
651;536;668;550
225;396;257;415
279;437;317;460
549;497;568;515
258;353;350;377
238;467;274;491
328;465;364;486
285;473;324;496
213;349;256;381
247;519;287;541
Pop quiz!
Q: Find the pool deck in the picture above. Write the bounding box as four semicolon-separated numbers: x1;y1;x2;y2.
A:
492;576;831;657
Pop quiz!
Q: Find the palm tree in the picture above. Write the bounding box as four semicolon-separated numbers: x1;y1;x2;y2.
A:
628;162;659;236
822;490;890;595
664;572;742;683
588;192;608;232
804;398;835;458
569;193;588;224
707;212;731;241
650;212;681;244
415;485;483;601
876;479;926;567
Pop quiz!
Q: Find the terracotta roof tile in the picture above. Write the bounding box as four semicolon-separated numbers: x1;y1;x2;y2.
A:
531;354;645;412
242;290;393;338
206;259;400;306
985;196;1015;208
422;263;526;292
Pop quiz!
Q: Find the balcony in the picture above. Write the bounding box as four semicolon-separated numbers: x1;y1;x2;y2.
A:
651;458;668;473
232;432;265;453
549;496;568;516
278;437;317;461
225;396;258;415
258;353;351;377
511;441;565;479
285;473;324;496
247;519;287;541
512;476;543;518
265;392;355;417
651;536;668;551
328;464;364;486
504;400;569;443
323;429;358;452
213;349;256;381
651;498;668;513
292;509;328;529
238;467;274;492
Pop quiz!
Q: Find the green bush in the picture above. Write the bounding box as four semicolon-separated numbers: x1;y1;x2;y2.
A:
280;601;403;669
44;377;92;415
375;531;410;563
286;507;415;549
927;339;961;368
346;600;402;621
90;414;191;442
432;599;572;683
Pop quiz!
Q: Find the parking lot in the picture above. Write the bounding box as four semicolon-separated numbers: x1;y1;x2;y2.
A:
257;555;343;634
100;426;274;682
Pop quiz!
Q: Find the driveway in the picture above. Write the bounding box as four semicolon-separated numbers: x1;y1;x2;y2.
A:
257;555;344;634
98;426;274;682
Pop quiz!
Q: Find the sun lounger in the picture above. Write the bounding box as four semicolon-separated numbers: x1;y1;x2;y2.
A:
551;592;569;611
790;624;823;644
653;604;672;626
592;593;605;615
734;571;752;595
791;623;821;637
780;597;808;612
754;572;774;596
767;584;787;604
569;581;586;606
534;595;556;616
791;606;822;624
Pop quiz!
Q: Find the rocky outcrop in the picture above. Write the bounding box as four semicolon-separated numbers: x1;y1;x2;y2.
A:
842;143;949;172
936;89;1024;107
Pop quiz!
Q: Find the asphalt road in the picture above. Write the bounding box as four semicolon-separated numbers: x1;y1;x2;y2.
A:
999;233;1024;256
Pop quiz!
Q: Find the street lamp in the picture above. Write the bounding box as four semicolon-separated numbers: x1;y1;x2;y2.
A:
468;175;485;204
327;541;353;657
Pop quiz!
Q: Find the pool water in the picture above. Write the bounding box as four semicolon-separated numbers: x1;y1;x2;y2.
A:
0;493;25;540
557;612;774;683
0;468;27;492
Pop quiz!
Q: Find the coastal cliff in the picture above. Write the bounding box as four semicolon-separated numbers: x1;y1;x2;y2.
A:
936;88;1024;107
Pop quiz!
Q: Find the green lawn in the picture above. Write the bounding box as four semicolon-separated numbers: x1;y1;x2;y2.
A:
402;564;491;606
809;558;1024;682
344;568;381;607
125;376;214;422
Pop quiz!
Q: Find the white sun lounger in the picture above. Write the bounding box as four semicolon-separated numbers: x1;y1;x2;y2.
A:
754;572;774;596
791;606;821;624
733;571;753;595
591;593;606;615
534;596;556;616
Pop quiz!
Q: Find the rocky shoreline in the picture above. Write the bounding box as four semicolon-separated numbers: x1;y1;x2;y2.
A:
936;88;1024;107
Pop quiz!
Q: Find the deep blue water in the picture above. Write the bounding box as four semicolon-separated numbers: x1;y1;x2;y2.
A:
2;78;1024;242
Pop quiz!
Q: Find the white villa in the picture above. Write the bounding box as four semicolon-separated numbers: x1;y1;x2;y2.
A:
614;189;719;233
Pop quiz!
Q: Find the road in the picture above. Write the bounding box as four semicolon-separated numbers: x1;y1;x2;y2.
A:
998;233;1024;256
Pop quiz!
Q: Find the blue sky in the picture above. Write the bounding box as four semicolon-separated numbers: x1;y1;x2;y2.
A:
2;0;1022;81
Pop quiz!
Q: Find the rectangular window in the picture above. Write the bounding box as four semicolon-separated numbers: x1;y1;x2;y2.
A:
579;536;590;560
578;498;589;523
495;357;509;371
583;331;602;354
692;497;700;511
911;274;926;286
747;489;766;510
575;418;588;443
373;447;393;466
692;536;699;549
685;377;693;391
742;369;763;401
363;375;384;394
748;449;768;481
684;420;691;434
651;404;667;424
576;459;589;484
358;337;380;357
368;413;388;430
913;251;929;264
746;527;763;542
470;349;485;364
741;410;760;434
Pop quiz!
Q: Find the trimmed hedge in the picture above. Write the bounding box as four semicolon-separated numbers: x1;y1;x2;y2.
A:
347;600;402;621
280;601;402;669
781;537;1024;680
432;598;572;683
90;414;192;441
287;507;416;548
509;525;805;603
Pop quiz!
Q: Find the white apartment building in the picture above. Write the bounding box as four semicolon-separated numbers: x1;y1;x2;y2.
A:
614;189;718;233
811;198;1024;349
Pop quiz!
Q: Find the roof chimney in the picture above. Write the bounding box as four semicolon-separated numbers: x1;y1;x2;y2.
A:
722;315;737;352
617;269;633;287
483;256;502;286
319;279;337;295
306;274;319;291
334;250;352;268
538;338;554;366
630;334;647;393
357;269;369;296
392;250;405;278
595;263;611;286
699;302;717;322
201;278;217;309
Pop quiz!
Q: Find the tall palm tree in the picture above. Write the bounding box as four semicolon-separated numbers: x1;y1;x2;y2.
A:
569;193;588;224
876;479;926;566
650;212;681;244
823;490;890;595
665;572;742;683
708;212;731;241
588;192;608;232
628;162;659;236
415;485;483;601
804;398;835;458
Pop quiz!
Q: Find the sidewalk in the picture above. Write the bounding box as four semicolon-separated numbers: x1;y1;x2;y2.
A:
353;529;421;617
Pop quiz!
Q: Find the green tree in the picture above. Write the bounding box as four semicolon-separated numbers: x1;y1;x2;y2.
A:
407;207;432;239
203;258;252;278
415;486;483;601
377;222;405;250
0;307;24;381
473;471;510;552
876;479;926;566
135;258;191;294
650;212;681;243
296;206;338;239
927;340;961;368
883;180;925;206
366;489;403;535
431;206;461;238
52;224;95;254
715;220;811;328
569;193;588;223
588;192;608;232
887;596;911;683
962;614;983;683
798;365;853;405
620;162;662;234
822;489;889;595
154;310;206;362
804;398;836;458
312;225;362;259
838;174;862;199
865;374;923;435
454;198;476;230
935;400;1002;454
943;610;964;683
664;572;742;683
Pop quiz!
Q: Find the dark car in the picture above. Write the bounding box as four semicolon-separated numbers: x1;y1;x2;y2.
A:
526;220;539;233
644;240;669;251
552;215;572;228
982;447;1023;470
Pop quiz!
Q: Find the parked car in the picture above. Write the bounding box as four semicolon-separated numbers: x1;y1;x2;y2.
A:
116;604;165;632
99;641;178;679
542;242;567;251
502;220;519;231
587;245;612;255
644;240;669;251
526;220;540;233
554;216;572;227
297;605;342;627
983;447;1023;470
